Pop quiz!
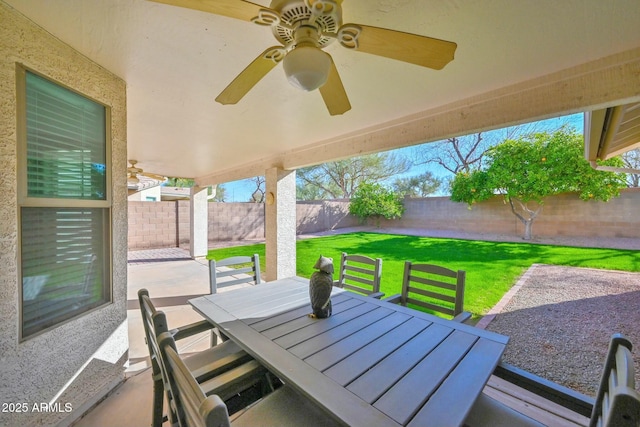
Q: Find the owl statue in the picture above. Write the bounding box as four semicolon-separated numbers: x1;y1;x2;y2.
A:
309;255;334;319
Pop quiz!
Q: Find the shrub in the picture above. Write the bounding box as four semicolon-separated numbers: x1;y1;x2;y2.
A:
349;183;405;224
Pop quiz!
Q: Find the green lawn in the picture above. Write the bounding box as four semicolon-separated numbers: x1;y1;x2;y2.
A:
207;232;640;318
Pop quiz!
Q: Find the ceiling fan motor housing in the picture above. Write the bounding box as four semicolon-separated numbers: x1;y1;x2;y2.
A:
270;0;342;48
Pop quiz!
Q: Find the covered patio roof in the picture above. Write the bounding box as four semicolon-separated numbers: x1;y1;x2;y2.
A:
586;102;640;162
5;0;640;184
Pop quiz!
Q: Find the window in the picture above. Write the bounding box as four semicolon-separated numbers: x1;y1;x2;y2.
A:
18;67;111;339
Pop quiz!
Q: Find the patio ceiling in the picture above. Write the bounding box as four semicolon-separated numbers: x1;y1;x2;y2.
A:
5;0;640;184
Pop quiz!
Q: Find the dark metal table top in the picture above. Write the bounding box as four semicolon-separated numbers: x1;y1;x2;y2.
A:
190;276;508;427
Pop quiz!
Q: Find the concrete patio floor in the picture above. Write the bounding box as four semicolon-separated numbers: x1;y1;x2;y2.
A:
74;247;253;427
72;228;638;426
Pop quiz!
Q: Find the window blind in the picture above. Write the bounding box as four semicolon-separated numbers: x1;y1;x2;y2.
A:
20;70;110;339
25;71;106;199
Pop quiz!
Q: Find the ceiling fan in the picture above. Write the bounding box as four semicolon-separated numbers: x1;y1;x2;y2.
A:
149;0;457;115
127;160;166;184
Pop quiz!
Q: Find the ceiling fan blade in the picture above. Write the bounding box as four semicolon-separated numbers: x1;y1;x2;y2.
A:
319;57;351;116
148;0;271;23
341;24;457;70
216;47;285;105
142;172;167;181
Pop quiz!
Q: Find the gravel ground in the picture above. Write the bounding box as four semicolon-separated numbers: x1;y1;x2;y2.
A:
484;264;640;397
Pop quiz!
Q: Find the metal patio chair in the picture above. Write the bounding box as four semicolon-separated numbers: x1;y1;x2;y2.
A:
209;254;262;294
157;330;341;427
334;252;384;298
138;289;273;427
464;333;640;427
385;261;471;323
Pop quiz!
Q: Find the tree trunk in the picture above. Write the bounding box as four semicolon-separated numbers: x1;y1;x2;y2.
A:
523;219;533;240
507;197;542;240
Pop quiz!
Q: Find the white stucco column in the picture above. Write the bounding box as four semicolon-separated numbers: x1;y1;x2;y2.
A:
265;168;296;281
190;186;209;258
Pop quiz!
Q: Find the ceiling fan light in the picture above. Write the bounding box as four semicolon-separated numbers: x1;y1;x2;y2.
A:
283;46;331;91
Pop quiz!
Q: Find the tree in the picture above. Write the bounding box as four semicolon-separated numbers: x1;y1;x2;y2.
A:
391;172;442;197
348;183;405;225
413;123;544;176
297;152;410;200
165;177;195;187
246;176;266;203
450;129;627;240
622;148;640;187
415;133;489;175
211;184;226;202
165;177;219;199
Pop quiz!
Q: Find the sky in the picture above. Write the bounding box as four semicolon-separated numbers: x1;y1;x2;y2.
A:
220;113;584;202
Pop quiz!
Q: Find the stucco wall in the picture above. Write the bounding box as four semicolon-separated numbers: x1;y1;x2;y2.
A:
0;3;128;426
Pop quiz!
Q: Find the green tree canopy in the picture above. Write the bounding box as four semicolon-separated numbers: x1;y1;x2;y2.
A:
165;177;195;187
391;172;442;197
297;152;410;200
348;183;405;225
450;128;626;239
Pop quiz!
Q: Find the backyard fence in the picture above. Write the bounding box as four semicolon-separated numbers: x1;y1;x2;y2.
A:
128;188;640;250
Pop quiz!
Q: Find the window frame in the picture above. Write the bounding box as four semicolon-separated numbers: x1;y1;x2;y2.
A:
16;64;113;341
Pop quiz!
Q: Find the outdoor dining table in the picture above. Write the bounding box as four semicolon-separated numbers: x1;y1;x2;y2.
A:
189;276;509;427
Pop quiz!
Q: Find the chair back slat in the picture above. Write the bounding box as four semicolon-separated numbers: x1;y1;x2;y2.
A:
409;262;459;278
405;297;456;317
400;261;466;318
406;286;456;304
407;274;458;291
342;273;375;287
209;254;262;294
590;333;640;427
345;264;377;276
336;252;383;297
215;267;255;278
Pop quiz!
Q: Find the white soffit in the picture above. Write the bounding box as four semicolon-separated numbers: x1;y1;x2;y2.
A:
586;102;640;162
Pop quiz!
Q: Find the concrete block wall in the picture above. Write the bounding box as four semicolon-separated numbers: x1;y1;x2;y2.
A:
380;188;640;239
518;189;640;238
392;195;520;235
178;200;190;246
208;202;265;241
128;201;179;249
128;189;640;250
297;199;358;234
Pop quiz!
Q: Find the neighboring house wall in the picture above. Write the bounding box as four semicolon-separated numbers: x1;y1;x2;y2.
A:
127;185;161;201
129;189;640;250
1;4;128;427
